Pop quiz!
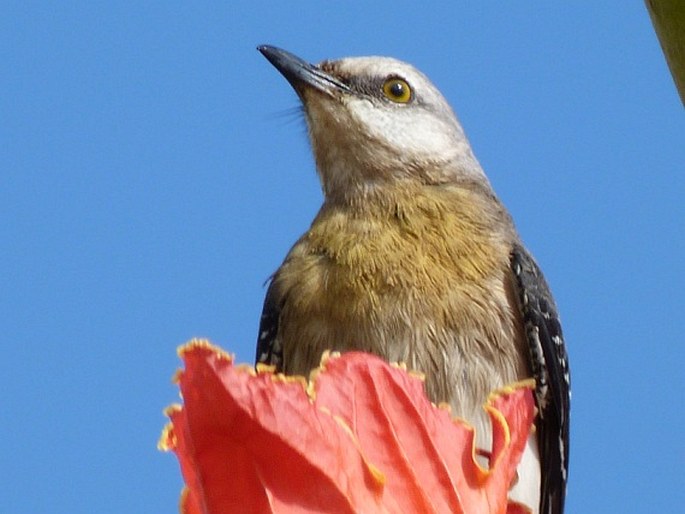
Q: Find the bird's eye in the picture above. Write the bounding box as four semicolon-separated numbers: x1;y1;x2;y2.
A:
382;78;412;103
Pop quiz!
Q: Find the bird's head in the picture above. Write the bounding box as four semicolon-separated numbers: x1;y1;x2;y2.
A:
259;45;487;202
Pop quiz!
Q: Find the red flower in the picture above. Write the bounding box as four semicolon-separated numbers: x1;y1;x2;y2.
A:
160;340;535;514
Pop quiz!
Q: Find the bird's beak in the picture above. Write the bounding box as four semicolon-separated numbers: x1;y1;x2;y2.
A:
258;45;350;96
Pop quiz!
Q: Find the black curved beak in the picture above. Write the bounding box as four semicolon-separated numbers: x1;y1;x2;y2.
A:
257;45;350;95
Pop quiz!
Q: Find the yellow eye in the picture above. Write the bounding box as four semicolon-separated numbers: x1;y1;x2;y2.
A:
382;78;412;103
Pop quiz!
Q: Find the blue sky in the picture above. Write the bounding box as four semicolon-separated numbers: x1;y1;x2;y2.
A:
2;2;683;513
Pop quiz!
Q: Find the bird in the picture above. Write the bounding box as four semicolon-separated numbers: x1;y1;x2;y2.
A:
255;44;570;514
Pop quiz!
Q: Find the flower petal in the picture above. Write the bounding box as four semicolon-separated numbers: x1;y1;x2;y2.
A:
160;341;536;514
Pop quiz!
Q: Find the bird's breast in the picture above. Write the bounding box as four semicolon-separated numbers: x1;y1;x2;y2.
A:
274;191;527;422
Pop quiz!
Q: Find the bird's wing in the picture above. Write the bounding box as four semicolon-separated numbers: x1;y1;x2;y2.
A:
255;278;284;369
510;244;570;514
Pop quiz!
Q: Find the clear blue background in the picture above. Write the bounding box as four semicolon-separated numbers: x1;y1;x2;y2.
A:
2;2;683;512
